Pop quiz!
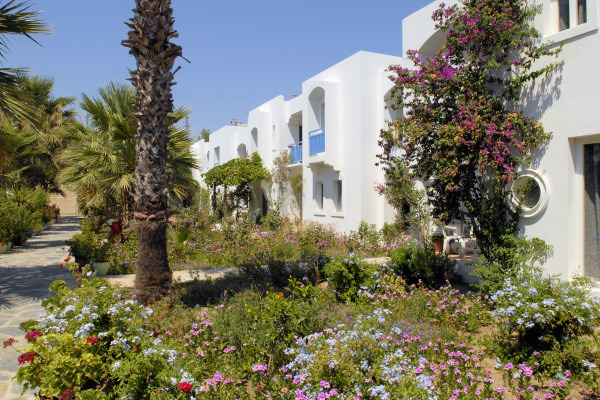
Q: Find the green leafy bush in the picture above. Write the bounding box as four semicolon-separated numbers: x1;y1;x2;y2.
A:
66;233;95;259
388;243;454;287
490;271;600;378
323;256;379;302
266;257;316;287
473;235;552;294
0;198;18;240
79;216;105;234
257;209;282;231
15;269;155;398
212;278;334;360
348;220;380;250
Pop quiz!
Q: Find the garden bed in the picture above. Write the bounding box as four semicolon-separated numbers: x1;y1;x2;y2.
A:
5;254;600;400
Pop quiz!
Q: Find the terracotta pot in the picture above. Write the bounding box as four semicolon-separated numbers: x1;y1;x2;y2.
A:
432;237;444;253
13;235;23;246
74;257;90;269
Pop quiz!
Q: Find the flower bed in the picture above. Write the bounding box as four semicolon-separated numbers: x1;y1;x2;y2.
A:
69;214;411;275
5;257;600;399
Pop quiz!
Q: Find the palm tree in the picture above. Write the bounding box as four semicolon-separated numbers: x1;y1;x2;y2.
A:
0;75;76;190
0;0;50;166
122;0;183;304
58;82;197;226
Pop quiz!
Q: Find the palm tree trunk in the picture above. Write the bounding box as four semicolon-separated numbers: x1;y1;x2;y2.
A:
123;0;182;304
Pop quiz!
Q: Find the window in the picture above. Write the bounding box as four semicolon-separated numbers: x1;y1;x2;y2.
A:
237;144;247;158
559;0;570;31
251;128;258;150
509;170;549;218
320;102;325;128
214;147;220;166
558;0;587;31
578;0;587;24
315;181;324;211
334;180;342;212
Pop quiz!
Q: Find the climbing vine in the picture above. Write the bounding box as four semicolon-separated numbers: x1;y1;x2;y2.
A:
203;152;269;221
270;150;303;218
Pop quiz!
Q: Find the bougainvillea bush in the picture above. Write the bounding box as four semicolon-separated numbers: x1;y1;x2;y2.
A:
9;258;600;399
377;0;561;257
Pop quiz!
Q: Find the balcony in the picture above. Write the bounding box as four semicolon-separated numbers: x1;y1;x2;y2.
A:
309;128;325;155
288;141;302;164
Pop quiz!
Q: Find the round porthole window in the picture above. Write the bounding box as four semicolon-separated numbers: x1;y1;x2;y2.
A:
509;170;548;218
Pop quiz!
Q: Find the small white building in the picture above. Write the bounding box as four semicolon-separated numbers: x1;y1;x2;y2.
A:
193;0;600;281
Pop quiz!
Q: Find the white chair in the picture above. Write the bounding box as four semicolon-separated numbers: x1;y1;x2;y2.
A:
442;223;461;255
443;222;478;262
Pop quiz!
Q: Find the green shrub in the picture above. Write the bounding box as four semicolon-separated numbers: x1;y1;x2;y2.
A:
66;233;95;259
212;278;334;360
323;256;379;303
257;209;282;231
381;221;405;244
473;235;552;295
15;270;155;398
0;198;18;240
79;216;105;234
348;220;380;249
266;257;317;287
490;271;600;378
388;243;454;287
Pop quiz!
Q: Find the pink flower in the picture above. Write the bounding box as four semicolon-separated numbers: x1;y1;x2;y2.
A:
25;331;42;340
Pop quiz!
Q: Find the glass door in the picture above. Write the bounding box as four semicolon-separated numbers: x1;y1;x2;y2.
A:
583;143;600;279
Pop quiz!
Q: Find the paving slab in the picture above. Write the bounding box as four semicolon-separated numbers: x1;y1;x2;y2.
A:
0;217;234;399
0;216;80;400
104;267;237;287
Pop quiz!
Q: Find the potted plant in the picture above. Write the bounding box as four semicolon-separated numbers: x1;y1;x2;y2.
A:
431;229;444;254
65;233;94;268
89;233;112;276
0;240;10;254
0;213;14;254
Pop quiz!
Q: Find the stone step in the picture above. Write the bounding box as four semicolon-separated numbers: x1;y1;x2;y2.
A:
49;191;79;217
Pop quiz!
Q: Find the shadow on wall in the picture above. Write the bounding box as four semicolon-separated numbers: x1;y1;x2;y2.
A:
520;61;564;169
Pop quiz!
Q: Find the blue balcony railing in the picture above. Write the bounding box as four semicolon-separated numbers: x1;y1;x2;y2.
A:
288;141;303;164
309;128;325;155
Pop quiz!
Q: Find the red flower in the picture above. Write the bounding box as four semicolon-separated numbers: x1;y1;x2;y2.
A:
24;331;42;340
64;257;71;262
59;264;64;269
17;352;36;365
61;389;75;400
3;338;17;348
178;382;192;393
86;337;99;344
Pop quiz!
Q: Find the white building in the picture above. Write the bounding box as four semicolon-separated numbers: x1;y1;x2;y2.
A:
193;50;403;233
193;0;600;281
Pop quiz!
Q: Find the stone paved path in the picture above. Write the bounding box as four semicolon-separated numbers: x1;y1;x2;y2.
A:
0;217;80;400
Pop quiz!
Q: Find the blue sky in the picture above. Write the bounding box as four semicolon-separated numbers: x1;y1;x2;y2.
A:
6;0;433;137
